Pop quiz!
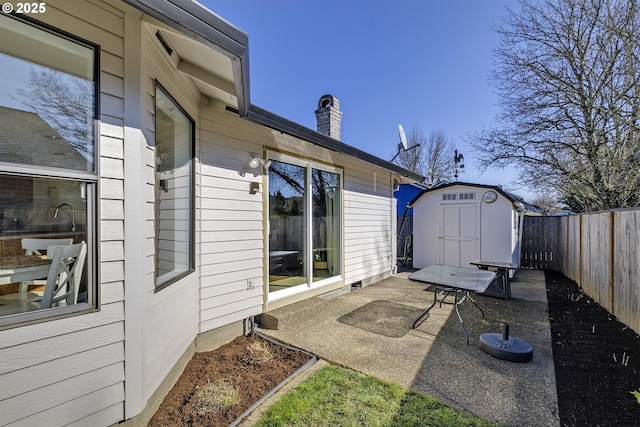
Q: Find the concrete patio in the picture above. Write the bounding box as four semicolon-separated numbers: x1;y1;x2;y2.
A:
256;269;560;427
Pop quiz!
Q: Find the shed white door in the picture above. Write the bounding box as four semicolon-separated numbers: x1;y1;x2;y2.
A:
439;203;478;266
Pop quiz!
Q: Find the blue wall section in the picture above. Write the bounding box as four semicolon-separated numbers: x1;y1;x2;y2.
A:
394;183;425;217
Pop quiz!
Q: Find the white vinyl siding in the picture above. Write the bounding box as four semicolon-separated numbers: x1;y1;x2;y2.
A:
197;111;264;332
138;21;200;408
342;162;394;285
344;192;393;284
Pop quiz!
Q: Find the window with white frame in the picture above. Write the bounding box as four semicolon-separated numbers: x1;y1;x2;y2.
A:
0;14;98;327
153;83;195;289
267;153;342;296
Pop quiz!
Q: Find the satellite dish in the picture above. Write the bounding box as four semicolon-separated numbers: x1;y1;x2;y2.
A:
398;124;408;151
391;124;420;162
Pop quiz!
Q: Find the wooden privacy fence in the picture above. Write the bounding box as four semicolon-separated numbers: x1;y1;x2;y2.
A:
521;210;640;334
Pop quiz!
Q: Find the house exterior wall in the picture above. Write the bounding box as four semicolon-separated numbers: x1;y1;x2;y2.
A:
0;1;403;425
412;184;516;268
0;1;128;425
197;106;398;309
344;166;395;285
133;18;202;415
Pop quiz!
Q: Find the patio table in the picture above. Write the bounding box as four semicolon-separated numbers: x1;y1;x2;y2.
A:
469;259;518;300
0;256;51;285
269;251;298;276
0;256;52;316
409;264;495;344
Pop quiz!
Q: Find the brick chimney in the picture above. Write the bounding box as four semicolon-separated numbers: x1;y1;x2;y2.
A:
315;94;342;140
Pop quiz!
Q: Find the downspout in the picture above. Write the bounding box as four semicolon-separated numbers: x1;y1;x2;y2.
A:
515;201;526;269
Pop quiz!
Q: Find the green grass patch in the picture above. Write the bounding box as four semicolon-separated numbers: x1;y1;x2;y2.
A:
255;364;497;426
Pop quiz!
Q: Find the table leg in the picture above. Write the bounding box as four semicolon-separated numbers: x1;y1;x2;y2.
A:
413;284;487;345
466;292;485;317
413;284;438;329
454;290;485;345
453;290;470;345
503;269;511;300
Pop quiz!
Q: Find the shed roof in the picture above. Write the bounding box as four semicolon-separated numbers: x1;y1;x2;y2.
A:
408;181;540;211
122;0;424;183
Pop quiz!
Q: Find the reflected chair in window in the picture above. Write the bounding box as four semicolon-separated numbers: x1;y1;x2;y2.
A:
0;241;87;315
40;241;87;309
19;238;73;293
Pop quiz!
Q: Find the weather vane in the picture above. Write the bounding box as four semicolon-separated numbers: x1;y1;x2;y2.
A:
453;149;465;180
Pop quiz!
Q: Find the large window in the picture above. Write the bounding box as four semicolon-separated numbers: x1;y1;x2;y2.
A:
268;154;342;296
154;83;195;288
0;14;98;326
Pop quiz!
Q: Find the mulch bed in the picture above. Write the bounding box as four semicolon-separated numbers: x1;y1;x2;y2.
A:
148;334;312;426
545;270;640;427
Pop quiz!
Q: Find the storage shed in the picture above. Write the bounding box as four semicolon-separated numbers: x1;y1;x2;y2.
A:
409;182;532;270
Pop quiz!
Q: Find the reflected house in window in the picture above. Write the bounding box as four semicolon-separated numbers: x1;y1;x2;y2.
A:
0;106;88;170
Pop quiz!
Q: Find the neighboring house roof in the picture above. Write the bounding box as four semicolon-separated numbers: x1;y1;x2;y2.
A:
122;0;425;183
553;209;575;216
408;181;543;213
0;106;88;170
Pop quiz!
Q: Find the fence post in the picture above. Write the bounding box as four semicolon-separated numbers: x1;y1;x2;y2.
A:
610;211;615;315
565;215;569;276
578;214;583;287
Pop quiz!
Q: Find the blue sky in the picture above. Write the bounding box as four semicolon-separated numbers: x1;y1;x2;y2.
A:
201;0;532;198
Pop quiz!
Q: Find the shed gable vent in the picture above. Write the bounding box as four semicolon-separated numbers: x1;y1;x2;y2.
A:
442;192;475;201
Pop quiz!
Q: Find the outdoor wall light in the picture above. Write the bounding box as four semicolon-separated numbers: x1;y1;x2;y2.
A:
249;156;272;169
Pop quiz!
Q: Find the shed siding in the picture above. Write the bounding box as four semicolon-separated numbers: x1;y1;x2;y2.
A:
0;2;127;426
412;184;518;269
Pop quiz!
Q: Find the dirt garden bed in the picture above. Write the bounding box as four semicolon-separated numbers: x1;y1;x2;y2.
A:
545;270;640;426
148;334;312;426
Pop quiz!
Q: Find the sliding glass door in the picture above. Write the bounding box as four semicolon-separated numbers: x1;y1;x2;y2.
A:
268;160;306;292
312;169;341;282
267;154;342;296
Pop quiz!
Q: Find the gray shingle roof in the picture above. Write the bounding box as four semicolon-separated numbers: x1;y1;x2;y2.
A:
0;106;89;171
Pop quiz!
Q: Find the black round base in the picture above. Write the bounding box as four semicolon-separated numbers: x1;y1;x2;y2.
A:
479;332;533;363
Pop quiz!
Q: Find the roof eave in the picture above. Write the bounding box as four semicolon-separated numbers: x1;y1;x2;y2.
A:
122;0;251;116
246;104;425;182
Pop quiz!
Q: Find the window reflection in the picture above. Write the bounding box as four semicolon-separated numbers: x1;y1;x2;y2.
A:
0;176;89;314
154;84;195;288
312;169;341;282
0;14;97;324
268;161;306;292
268;159;343;295
0;14;95;173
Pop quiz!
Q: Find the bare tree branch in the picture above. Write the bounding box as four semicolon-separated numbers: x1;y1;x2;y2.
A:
469;0;640;212
392;127;456;186
13;68;94;160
